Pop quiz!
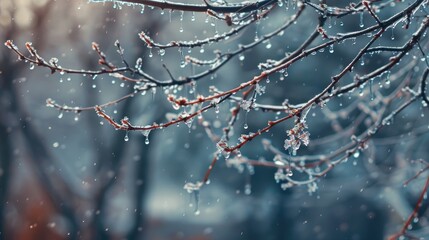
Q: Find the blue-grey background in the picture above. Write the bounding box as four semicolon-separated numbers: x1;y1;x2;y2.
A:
1;0;429;239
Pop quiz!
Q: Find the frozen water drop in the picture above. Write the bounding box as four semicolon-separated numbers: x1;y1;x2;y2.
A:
124;131;129;142
244;183;251;195
159;49;165;56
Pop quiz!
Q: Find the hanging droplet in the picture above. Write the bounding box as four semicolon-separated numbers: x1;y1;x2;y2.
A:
283;69;288;78
266;77;270;83
193;190;200;215
385;71;391;86
29;63;35;70
215;105;220;114
179;11;184;33
360;57;365;66
159;49;165;56
244;183;251;195
359;12;364;28
243;123;248;129
58;111;64;119
191;12;195;21
124;131;129;142
329;45;334;54
239;54;245;61
145;137;149;145
148;48;153;58
287;169;293;177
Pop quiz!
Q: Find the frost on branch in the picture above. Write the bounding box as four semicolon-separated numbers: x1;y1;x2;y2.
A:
5;2;429;236
284;120;310;155
183;181;203;194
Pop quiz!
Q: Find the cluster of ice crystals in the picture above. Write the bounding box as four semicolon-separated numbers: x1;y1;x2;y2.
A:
284;120;310;155
183;181;203;194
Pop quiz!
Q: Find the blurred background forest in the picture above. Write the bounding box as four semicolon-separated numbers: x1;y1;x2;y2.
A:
1;0;429;239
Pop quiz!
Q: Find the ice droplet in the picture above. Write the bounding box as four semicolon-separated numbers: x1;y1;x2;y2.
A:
159;49;165;56
124;131;129;142
244;183;251;195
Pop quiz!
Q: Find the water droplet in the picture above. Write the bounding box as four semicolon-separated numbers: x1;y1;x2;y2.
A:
329;45;334;54
145;137;149;145
244;183;251;195
29;63;35;70
243;123;248;129
283;69;288;78
353;151;360;158
124;131;129;142
239;54;245;61
359;13;364;28
58;111;63;119
215;105;220;114
159;49;165;56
